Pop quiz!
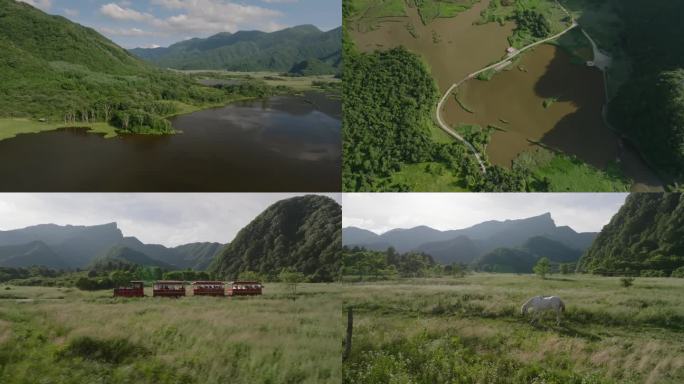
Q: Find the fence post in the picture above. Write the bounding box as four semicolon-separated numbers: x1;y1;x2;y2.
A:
343;306;353;361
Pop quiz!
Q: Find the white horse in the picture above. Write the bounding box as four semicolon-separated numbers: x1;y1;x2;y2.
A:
521;296;565;325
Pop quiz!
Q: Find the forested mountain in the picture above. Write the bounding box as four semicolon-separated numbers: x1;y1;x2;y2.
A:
130;25;342;74
579;193;684;276
606;0;684;182
342;213;597;262
0;241;67;269
472;236;583;273
0;0;240;133
0;223;223;270
0;223;124;268
171;242;225;271
89;246;173;272
417;236;480;265
209;195;341;282
472;248;539;273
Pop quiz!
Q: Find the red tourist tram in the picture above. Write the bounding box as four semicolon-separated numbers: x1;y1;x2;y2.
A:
227;281;263;296
113;281;145;297
192;281;225;296
153;280;186;298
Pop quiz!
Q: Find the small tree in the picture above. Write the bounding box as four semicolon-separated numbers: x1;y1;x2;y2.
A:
239;270;264;281
670;266;684;278
620;276;634;287
560;264;571;275
279;268;306;300
533;257;550;279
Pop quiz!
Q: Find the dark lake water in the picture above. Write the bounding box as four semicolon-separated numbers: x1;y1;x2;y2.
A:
0;93;341;192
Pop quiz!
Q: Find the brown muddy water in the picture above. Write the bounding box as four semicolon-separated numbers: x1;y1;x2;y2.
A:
445;44;662;191
349;0;514;92
0;93;341;192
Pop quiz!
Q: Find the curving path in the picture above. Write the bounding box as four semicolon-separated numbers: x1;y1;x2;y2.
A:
436;1;578;174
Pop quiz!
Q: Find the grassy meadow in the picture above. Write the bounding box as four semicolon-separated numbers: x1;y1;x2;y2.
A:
342;274;684;383
0;283;341;384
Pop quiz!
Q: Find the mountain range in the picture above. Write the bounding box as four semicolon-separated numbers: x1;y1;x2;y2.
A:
343;213;597;271
130;25;342;74
0;223;223;270
0;195;341;281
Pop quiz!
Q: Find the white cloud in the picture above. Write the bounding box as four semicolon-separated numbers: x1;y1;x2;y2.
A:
148;0;283;35
100;3;154;22
342;193;628;234
17;0;52;11
99;27;156;37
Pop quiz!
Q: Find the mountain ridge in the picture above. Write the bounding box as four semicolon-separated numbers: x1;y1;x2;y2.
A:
342;213;597;265
129;24;342;74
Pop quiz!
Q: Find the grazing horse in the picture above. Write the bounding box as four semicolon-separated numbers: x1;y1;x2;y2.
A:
521;296;565;325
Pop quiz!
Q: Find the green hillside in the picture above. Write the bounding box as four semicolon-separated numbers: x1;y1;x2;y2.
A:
472;236;582;273
209;195;341;282
89;246;173;272
129;25;342;74
0;241;67;269
171;242;225;270
579;193;684;276
0;0;261;135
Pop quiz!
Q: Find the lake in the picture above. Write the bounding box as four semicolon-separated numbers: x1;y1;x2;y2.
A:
0;92;341;192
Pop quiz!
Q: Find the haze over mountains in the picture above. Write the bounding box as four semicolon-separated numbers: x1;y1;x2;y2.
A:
130;25;342;75
343;213;597;270
0;223;224;271
0;195;341;281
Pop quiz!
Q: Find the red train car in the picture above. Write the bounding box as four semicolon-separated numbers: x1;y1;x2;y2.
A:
113;281;144;298
153;280;186;298
192;281;225;296
227;281;263;296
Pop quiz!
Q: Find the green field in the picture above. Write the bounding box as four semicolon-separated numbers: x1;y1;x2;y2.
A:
514;148;631;192
0;283;341;384
0;119;118;142
391;162;469;191
342;274;684;383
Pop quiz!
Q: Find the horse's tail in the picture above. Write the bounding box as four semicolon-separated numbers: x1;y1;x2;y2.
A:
559;300;565;312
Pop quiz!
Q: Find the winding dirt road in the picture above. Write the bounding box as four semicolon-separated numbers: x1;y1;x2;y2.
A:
436;2;578;174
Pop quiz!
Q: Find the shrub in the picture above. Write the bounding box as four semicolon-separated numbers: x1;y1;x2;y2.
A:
620;277;634;287
75;277;114;291
672;266;684;278
640;270;666;277
59;336;148;364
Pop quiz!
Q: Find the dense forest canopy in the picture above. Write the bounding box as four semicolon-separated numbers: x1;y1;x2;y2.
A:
130;25;342;75
607;0;684;182
579;193;684;276
209;195;342;282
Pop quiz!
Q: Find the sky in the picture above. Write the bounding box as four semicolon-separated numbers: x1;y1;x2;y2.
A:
343;193;628;234
0;193;341;247
18;0;341;48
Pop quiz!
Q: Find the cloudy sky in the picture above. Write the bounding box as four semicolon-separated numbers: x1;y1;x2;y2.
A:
19;0;341;48
0;193;340;246
343;193;628;234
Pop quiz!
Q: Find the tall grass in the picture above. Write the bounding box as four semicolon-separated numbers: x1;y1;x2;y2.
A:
342;274;684;383
0;283;341;383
